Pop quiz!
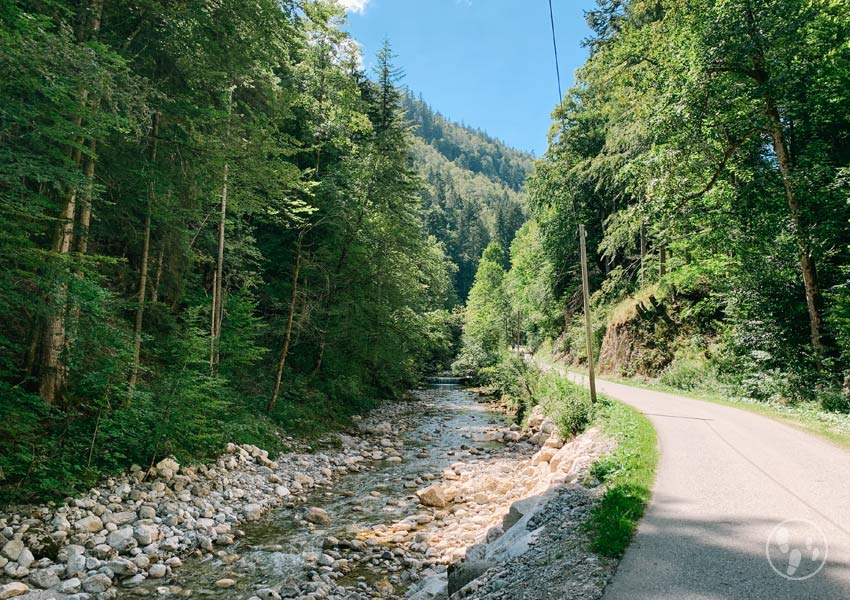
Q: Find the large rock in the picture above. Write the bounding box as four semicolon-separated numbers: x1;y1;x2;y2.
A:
15;548;33;569
74;515;103;534
107;527;136;553
415;485;452;508
60;578;82;594
155;457;180;481
62;545;87;578
133;524;159;546
103;510;136;526
0;583;29;599
82;573;112;593
502;496;542;531
448;561;494;596
28;568;60;589
304;507;330;526
1;540;24;562
243;504;263;521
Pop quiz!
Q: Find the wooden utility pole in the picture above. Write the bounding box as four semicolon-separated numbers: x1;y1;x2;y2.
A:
579;224;597;403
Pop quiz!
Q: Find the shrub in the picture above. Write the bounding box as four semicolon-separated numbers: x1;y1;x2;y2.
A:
480;353;540;414
820;389;850;413
659;355;717;392
536;374;593;437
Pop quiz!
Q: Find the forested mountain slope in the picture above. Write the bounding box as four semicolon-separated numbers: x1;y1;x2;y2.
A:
0;1;464;503
406;96;532;300
458;0;850;416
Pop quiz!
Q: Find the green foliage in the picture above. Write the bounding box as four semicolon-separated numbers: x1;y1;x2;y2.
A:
479;353;540;412
407;95;529;301
514;0;850;414
0;3;466;502
535;374;594;438
587;398;658;557
454;243;511;372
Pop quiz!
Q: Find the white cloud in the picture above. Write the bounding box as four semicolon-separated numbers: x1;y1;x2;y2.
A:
338;0;369;13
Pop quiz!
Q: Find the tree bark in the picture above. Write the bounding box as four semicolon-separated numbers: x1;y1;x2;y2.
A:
76;138;97;255
210;90;232;373
129;111;159;389
268;234;303;413
39;0;103;404
765;102;824;358
210;163;227;372
151;243;165;304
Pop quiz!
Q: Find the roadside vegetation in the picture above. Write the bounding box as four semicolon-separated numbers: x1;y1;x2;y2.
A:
586;399;657;557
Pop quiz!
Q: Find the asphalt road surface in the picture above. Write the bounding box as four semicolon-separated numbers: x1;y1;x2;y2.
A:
568;374;850;600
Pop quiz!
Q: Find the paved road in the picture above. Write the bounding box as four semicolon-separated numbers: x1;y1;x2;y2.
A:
569;375;850;600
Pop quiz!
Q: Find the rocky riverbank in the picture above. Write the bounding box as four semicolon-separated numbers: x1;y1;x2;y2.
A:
0;389;620;600
0;397;424;600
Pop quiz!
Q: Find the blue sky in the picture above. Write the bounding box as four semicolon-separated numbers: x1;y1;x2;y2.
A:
340;0;597;155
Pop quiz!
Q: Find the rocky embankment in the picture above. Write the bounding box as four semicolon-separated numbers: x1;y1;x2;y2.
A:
0;391;619;600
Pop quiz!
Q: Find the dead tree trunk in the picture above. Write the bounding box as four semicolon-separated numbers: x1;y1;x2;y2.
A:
268;233;304;413
129;111;159;389
210;90;232;373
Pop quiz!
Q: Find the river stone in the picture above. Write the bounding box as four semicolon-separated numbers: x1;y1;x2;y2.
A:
51;514;71;531
148;564;166;578
243;504;262;521
254;588;281;600
16;548;34;569
415;485;451;508
1;540;24;562
74;515;103;533
214;578;236;588
274;486;291;498
122;574;146;588
60;578;82;594
155;457;180;481
63;545;87;577
138;506;156;520
107;527;136;553
106;558;137;576
304;507;330;526
103;510;136;526
28;568;60;589
133;524;159;546
82;573;112;593
448;561;495;595
0;582;29;599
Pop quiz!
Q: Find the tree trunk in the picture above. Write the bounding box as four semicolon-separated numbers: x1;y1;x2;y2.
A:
744;3;825;362
129;111;159;389
765;102;824;358
210;90;232;373
76;138;97;255
210;163;227;372
39;0;104;404
151;243;165;304
268;234;303;413
659;244;666;278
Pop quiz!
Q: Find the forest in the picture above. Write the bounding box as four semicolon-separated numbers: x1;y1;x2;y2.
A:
0;0;529;504
458;0;850;417
2;0;849;515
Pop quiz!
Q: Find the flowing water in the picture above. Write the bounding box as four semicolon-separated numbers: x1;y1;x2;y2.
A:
119;385;512;599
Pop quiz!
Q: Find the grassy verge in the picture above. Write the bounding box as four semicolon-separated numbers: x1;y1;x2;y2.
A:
585;396;658;557
596;372;850;452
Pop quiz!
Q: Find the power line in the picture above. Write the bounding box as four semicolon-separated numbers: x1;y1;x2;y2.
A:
548;0;563;102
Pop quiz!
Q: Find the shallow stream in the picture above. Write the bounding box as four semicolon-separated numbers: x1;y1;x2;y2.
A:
118;385;511;599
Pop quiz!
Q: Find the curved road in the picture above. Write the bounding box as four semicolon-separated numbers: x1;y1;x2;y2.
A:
570;375;850;599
